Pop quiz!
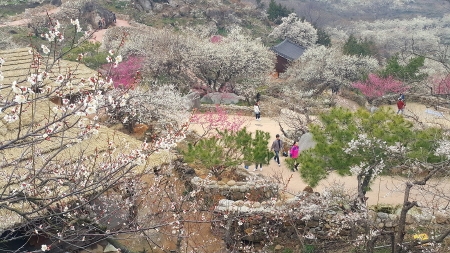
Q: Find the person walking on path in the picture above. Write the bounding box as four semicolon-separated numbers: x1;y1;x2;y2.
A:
399;93;405;101
270;134;283;166
254;101;261;121
112;13;117;23
397;98;405;114
289;141;300;171
98;19;103;29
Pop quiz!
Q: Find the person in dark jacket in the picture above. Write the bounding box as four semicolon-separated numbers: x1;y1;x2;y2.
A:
270;134;283;166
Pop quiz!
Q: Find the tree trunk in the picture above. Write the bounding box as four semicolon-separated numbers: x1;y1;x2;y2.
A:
394;182;415;253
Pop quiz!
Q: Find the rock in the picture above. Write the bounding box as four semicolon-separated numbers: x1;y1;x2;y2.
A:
200;92;244;104
103;243;118;252
252;202;261;208
385;221;394;228
405;214;415;225
418;213;433;223
227;180;236;186
377;212;389;220
298;132;316;151
81;2;115;29
434;212;449;224
51;0;62;6
377;223;384;228
368;210;377;221
234;200;244;207
274;245;283;250
342;204;351;211
218;199;234;207
444;236;450;248
388;214;398;221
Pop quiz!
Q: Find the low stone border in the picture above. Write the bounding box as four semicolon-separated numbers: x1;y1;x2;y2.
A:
190;172;279;202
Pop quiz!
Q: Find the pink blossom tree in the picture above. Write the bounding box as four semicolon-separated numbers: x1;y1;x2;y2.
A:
106;55;144;89
190;104;249;141
352;74;409;103
431;74;450;95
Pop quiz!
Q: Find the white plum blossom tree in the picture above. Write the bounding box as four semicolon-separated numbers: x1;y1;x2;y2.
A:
269;13;318;48
283;45;379;93
106;84;193;135
0;17;189;252
183;27;275;96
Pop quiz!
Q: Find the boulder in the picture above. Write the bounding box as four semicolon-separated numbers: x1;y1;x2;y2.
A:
200;92;244;105
434;212;449;224
227;180;236;186
298;132;316;151
80;2;116;29
184;91;201;109
103;243;118;253
51;0;62;6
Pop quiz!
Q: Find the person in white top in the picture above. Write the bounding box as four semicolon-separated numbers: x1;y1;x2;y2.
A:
254;102;261;121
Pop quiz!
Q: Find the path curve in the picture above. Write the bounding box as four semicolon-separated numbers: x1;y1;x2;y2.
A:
0;6;132;44
189;101;450;206
89;19;131;43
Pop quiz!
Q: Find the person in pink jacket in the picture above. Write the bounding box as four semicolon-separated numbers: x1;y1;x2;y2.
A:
289;141;300;171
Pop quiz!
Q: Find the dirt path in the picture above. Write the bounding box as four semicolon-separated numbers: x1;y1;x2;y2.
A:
89;19;131;43
0;6;131;44
189;100;450;206
0;7;60;27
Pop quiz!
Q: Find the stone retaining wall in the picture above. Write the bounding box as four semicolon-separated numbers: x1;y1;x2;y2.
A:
198;104;254;116
190;173;279;202
372;94;450;108
211;192;450;250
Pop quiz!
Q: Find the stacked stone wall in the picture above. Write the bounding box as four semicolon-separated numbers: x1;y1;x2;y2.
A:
211;194;450;250
372;94;450;109
190;174;278;202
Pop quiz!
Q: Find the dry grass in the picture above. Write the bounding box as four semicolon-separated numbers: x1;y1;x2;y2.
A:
0;48;174;230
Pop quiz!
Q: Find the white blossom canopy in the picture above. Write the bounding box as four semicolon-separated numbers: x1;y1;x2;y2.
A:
269;13;318;48
183;27;275;94
284;45;379;90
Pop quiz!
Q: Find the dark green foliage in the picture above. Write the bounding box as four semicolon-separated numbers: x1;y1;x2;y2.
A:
252;130;271;166
316;28;331;47
378;55;427;83
298;107;443;191
343;34;377;57
62;41;108;69
267;0;292;24
182;128;270;177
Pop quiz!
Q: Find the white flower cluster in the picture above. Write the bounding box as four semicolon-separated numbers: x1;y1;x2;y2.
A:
435;140;450;159
70;18;82;33
184;27;274;92
42;20;64;42
344;134;386;154
286;45;378;88
269;13;318;47
330;14;450;58
106;50;122;68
